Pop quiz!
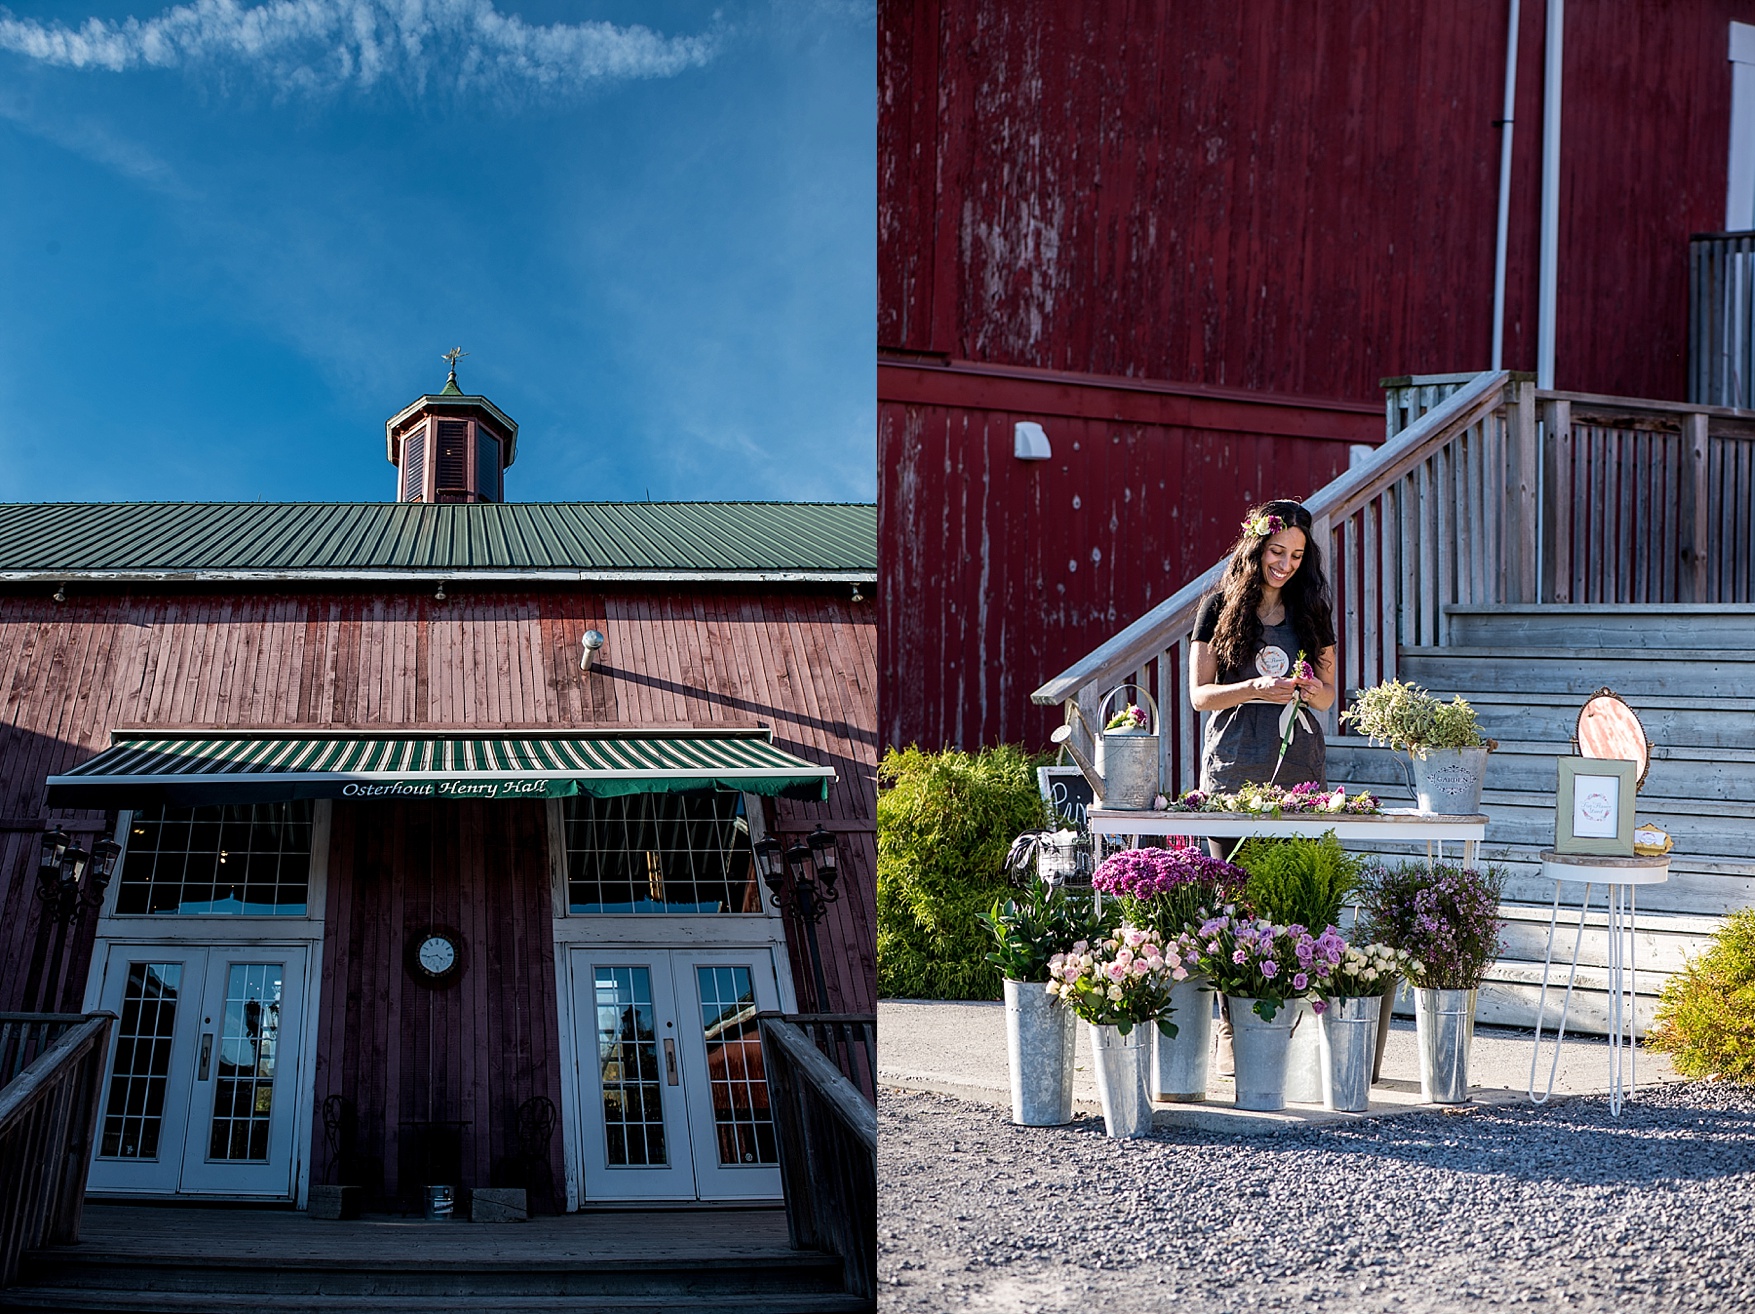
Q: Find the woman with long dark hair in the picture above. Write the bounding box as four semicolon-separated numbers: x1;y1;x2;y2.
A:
1189;500;1338;792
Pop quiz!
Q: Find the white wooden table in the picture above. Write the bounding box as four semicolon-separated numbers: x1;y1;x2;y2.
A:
1527;849;1670;1117
1085;807;1487;866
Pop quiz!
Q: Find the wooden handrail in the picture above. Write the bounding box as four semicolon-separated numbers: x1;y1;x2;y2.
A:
1032;370;1512;704
0;1012;114;1287
758;1012;876;1307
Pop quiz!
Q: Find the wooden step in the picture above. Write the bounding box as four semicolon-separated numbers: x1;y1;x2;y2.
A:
1444;604;1755;650
1326;739;1755;803
1399;647;1755;699
1453;693;1755;752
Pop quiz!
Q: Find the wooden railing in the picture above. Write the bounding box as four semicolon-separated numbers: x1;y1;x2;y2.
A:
0;1012;113;1287
0;1015;88;1089
1032;368;1755;789
789;1013;876;1106
759;1012;876;1308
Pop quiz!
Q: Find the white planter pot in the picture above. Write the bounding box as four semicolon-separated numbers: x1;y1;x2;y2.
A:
1227;997;1297;1112
1003;979;1076;1125
1151;976;1212;1102
1282;998;1323;1104
1087;1023;1153;1137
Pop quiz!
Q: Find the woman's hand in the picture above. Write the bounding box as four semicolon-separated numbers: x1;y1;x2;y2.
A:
1250;675;1300;703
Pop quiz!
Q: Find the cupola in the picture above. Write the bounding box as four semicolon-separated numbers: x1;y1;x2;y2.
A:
386;349;518;503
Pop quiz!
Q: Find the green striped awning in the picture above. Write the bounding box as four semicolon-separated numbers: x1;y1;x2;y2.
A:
45;730;834;807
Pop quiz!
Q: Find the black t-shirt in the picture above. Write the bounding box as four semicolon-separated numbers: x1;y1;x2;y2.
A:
1189;592;1326;791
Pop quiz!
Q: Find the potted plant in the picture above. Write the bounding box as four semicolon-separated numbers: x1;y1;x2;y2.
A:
1313;942;1409;1112
1092;846;1246;1102
981;869;1095;1126
1233;833;1362;1103
1358;860;1508;1104
1340;678;1496;815
1181;915;1344;1111
1046;927;1184;1137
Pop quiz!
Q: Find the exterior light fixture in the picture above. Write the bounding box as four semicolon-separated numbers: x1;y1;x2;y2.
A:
30;825;123;1010
851;584;864;603
753;824;841;1010
52;585;66;603
434;583;447;602
580;629;607;671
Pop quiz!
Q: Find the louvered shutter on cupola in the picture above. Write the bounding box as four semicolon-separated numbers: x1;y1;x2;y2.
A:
401;428;427;502
436;420;469;491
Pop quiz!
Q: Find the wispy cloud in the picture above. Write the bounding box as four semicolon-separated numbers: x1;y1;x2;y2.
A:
0;0;720;98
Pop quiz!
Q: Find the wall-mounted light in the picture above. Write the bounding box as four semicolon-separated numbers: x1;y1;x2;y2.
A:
851;584;864;603
580;629;607;671
434;583;447;602
52;585;66;603
1014;420;1052;460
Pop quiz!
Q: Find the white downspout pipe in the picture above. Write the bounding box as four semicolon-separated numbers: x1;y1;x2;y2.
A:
1491;0;1521;370
1537;0;1563;389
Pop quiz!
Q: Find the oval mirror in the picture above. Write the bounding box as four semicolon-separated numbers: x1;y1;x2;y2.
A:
1575;687;1653;790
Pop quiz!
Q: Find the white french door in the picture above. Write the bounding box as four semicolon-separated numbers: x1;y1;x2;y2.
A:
87;943;308;1199
570;948;783;1202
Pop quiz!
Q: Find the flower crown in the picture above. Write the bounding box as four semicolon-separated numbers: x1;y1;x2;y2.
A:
1244;512;1286;538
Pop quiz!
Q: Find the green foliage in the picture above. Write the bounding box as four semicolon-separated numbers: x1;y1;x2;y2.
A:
980;872;1101;983
1648;909;1755;1085
1342;679;1486;753
1233;831;1362;931
1356;860;1507;990
876;744;1051;999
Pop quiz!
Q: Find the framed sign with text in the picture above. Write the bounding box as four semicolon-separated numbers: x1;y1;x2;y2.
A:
1555;757;1637;856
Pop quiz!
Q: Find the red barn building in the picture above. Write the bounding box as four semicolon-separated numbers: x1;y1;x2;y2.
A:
0;373;877;1217
880;0;1751;751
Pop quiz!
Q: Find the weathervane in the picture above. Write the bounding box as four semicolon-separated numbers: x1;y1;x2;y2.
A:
442;346;468;387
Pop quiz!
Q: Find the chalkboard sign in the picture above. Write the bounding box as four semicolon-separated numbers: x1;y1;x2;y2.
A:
1037;766;1095;831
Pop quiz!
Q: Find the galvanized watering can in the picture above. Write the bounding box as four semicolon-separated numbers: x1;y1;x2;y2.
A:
1050;684;1162;811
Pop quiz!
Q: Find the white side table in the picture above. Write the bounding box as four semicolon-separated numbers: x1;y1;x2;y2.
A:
1527;849;1670;1116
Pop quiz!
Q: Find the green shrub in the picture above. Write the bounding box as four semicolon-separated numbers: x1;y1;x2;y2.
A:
1233;831;1361;931
1648;909;1755;1085
876;744;1049;999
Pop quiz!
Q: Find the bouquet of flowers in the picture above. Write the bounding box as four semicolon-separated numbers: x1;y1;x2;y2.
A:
1271;650;1318;782
1105;703;1151;731
1166;781;1380;816
982;870;1102;984
1178;912;1346;1021
1356;861;1507;990
1319;941;1412;999
1046;926;1185;1037
1091;845;1245;940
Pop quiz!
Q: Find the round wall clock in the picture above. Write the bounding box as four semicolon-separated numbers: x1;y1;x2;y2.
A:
406;926;466;988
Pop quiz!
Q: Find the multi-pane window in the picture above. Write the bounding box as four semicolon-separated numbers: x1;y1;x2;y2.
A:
563;793;761;915
594;966;666;1167
207;963;283;1162
695;966;777;1166
116;803;313;917
99;962;182;1159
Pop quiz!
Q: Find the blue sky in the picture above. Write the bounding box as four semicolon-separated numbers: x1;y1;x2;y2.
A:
0;0;874;504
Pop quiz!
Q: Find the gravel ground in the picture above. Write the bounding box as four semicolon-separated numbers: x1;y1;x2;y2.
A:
879;1081;1755;1313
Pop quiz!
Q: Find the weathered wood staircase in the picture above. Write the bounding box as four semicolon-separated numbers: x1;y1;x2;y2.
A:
1034;370;1755;1034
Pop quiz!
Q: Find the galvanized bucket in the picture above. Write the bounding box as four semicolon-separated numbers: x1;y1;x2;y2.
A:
1414;988;1478;1104
1151;976;1212;1102
1317;995;1382;1113
1282;998;1324;1104
1228;996;1298;1112
1410;747;1490;815
1096;684;1161;811
1087;1023;1153;1137
424;1184;454;1221
1003;978;1077;1125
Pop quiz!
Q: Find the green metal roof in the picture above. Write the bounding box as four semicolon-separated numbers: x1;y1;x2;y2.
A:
0;501;876;580
46;728;834;806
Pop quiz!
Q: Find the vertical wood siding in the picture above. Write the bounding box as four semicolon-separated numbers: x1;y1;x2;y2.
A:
0;587;878;1027
313;799;561;1211
878;391;1373;751
881;0;1735;403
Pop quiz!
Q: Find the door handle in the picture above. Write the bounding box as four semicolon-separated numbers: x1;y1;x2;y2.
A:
198;1033;213;1081
663;1038;679;1086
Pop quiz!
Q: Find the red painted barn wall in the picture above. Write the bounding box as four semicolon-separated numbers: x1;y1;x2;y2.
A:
882;0;1738;401
0;586;877;1026
878;0;1743;751
879;363;1381;751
